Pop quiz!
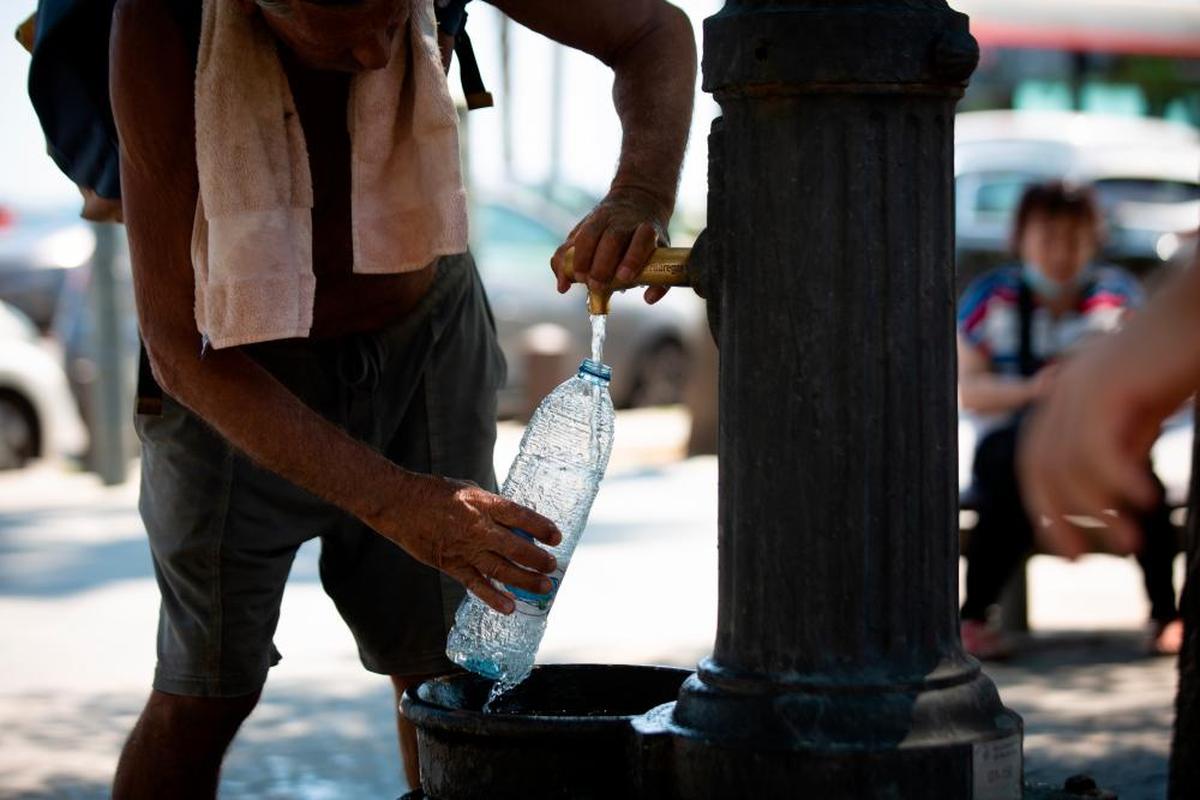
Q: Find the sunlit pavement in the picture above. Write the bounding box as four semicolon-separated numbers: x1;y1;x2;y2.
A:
0;407;1185;799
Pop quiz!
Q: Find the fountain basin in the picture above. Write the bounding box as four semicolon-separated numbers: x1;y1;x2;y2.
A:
401;664;690;800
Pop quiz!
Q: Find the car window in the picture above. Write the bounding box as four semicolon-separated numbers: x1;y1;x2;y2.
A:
972;173;1039;220
1093;179;1200;207
476;204;560;247
474;202;564;285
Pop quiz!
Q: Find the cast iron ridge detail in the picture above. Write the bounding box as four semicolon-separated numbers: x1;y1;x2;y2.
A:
692;654;984;694
702;2;979;93
669;667;1018;750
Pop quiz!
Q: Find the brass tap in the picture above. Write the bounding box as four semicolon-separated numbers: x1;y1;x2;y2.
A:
561;246;693;315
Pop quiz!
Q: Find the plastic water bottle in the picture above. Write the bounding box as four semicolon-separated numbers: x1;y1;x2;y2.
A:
445;357;615;689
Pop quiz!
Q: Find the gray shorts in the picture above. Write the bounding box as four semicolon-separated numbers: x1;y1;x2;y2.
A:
136;252;504;697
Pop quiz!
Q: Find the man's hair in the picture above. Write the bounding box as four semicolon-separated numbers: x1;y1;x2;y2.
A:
1010;180;1106;253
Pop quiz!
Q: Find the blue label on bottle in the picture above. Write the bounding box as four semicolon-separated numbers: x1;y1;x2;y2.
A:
462;657;503;680
506;572;562;616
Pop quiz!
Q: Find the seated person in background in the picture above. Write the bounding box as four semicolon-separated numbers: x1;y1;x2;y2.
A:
956;180;1181;660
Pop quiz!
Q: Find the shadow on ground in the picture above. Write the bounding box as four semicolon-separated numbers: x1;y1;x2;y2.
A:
3;681;409;800
0;509;330;599
987;629;1175;800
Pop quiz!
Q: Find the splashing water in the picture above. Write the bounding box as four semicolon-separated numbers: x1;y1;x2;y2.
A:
483;680;518;714
590;313;606;364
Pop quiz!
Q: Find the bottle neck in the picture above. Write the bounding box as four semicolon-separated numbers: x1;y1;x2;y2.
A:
578;359;611;387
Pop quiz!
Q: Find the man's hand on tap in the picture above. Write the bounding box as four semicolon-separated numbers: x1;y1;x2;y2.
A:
551;186;672;305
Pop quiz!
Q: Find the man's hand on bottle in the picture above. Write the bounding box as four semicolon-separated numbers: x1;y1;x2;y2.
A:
551;186;671;305
372;475;562;615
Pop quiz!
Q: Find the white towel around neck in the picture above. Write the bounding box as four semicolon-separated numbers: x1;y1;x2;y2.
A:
192;0;468;349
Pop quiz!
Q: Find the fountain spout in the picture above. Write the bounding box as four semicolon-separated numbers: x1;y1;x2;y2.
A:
561;246;694;315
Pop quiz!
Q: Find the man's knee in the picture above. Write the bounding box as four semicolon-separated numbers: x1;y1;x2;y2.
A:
141;689;261;738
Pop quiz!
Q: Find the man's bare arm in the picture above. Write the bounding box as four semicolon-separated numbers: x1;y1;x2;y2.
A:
489;0;697;300
109;0;558;613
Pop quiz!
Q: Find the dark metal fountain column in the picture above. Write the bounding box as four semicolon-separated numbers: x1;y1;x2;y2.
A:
634;2;1023;797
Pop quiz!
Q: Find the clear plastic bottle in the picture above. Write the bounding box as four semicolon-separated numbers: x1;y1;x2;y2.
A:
445;358;615;687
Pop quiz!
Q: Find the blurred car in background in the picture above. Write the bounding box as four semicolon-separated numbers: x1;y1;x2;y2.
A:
955;110;1200;284
0;299;87;469
473;188;706;417
0;204;96;332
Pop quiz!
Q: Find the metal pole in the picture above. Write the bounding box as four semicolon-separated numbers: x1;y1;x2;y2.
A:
1169;397;1200;796
499;16;513;181
88;222;127;486
546;43;564;194
635;2;1022;796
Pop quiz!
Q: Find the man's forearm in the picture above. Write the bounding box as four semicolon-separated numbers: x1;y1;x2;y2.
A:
147;339;414;531
490;0;697;224
606;5;696;223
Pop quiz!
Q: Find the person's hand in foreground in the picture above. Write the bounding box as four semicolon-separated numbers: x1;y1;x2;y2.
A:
1018;258;1200;558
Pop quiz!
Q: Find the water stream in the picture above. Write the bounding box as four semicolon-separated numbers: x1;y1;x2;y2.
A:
590;313;606;364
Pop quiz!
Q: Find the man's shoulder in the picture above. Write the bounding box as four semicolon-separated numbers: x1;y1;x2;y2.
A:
112;0;199;73
111;0;200;180
114;0;200;28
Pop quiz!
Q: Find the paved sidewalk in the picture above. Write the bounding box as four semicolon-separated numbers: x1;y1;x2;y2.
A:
0;409;1185;799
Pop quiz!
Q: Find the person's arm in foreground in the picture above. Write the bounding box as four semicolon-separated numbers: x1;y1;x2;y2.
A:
1018;255;1200;558
488;0;696;303
109;0;558;614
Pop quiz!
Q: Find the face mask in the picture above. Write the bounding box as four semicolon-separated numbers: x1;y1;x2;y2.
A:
1022;263;1082;301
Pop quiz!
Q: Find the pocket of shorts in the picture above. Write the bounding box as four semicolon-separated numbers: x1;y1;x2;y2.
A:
134;393;176;443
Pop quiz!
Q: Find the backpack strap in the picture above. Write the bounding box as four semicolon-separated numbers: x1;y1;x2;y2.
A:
435;0;493;110
1016;275;1042;378
454;26;493;109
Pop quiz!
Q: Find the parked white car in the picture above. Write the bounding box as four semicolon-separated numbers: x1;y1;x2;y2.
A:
0;300;87;468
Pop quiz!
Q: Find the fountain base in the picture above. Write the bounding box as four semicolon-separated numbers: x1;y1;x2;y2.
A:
401;664;689;800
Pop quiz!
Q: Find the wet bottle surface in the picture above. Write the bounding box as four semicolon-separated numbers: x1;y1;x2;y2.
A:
445;358;615;689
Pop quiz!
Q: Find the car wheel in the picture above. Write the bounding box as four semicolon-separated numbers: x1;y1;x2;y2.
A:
627;338;689;408
0;392;38;470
